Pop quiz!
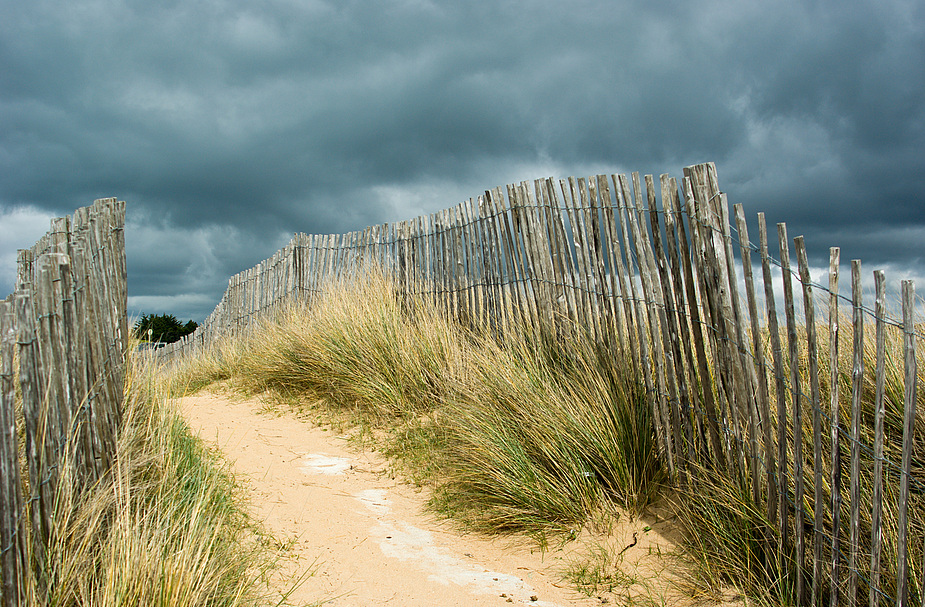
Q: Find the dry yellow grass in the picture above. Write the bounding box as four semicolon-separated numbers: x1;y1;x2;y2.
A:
17;346;307;606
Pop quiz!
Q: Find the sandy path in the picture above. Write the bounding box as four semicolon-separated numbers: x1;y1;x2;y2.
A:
179;392;616;607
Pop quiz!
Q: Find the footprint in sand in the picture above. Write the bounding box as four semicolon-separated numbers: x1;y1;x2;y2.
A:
300;453;351;475
353;488;391;515
352;490;562;607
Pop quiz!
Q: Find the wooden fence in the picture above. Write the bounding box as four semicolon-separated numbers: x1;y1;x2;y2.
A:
0;198;127;606
158;162;922;606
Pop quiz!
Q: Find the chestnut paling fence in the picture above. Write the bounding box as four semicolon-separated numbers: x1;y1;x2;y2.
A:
1;198;127;606
0;164;920;606
161;162;923;606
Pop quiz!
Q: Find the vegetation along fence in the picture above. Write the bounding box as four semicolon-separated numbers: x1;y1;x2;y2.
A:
1;198;127;606
159;161;922;606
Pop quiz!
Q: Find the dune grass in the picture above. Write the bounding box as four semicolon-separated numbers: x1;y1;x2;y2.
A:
17;345;304;606
172;266;664;541
167;264;924;605
673;310;925;606
431;327;662;535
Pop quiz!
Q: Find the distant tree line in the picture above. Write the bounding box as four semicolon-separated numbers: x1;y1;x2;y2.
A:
133;314;198;344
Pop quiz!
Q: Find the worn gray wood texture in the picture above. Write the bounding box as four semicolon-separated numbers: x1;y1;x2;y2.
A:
758;212;791;581
735;204;776;515
869;270;887;607
795;236;824;607
827;248;841;607
1;198;127;602
779;223;806;604
1;299;27;607
848;260;863;606
896;281;917;607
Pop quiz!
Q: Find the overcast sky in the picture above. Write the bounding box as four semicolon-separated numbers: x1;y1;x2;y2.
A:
2;0;923;322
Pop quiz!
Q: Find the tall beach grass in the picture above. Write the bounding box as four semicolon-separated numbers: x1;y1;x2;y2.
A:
172;266;664;538
168;264;923;605
674;305;925;605
16;345;301;606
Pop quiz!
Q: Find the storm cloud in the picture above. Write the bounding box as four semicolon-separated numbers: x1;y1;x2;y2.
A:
2;0;923;320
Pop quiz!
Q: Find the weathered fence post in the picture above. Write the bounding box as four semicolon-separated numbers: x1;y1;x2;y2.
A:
827;247;841;607
14;287;51;585
757;212;790;578
778;223;806;603
847;260;863;606
1;299;27;607
734;204;776;518
896;281;917;607
870;270;887;607
795;236;824;606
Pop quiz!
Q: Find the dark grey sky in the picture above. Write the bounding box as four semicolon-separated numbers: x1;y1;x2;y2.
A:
2;0;923;321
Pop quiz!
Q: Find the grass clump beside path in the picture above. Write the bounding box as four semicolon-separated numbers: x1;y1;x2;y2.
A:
172;266;664;539
674;313;925;606
433;328;663;535
22;347;297;606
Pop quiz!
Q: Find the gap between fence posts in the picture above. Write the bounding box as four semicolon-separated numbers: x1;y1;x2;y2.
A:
757;213;790;579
